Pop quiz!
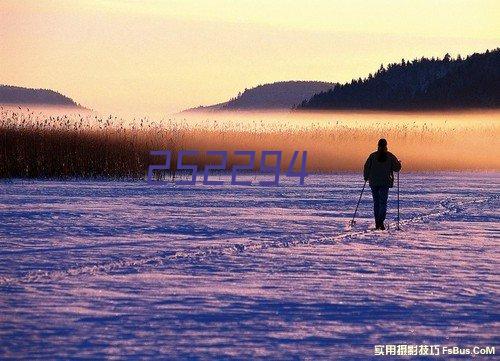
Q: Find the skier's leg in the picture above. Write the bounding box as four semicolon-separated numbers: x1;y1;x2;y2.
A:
370;186;380;227
379;187;389;224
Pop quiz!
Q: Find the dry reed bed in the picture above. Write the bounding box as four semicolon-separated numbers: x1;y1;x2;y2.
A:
1;109;499;179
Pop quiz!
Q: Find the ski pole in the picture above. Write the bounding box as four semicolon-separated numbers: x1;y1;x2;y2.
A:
396;171;400;230
350;180;367;227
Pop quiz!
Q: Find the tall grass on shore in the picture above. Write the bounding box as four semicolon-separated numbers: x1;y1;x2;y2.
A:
1;108;499;179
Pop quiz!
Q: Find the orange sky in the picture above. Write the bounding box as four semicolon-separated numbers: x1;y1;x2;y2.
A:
1;0;499;115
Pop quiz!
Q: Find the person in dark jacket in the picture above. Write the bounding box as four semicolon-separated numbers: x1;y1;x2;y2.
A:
363;139;401;230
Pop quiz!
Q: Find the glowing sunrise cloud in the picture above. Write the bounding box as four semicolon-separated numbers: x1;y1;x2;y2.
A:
1;0;499;115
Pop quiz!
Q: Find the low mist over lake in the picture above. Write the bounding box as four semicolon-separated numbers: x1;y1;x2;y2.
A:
2;107;499;178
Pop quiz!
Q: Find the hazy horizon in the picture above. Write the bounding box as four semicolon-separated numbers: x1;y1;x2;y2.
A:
1;0;499;115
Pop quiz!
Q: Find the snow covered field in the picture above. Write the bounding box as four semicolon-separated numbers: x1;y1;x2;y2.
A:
0;173;498;359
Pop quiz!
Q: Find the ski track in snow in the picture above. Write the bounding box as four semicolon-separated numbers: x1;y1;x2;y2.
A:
0;173;498;359
0;192;496;286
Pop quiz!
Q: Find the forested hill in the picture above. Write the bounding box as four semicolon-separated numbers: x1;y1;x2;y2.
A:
299;48;500;110
0;85;82;107
183;81;335;112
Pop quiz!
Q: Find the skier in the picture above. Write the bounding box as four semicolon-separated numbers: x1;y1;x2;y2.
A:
363;139;401;230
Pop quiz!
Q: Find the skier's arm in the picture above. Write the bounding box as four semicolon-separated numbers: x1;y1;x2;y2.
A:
363;155;372;181
391;154;402;172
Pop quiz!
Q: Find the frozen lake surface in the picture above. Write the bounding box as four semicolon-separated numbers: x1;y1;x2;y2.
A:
0;173;498;359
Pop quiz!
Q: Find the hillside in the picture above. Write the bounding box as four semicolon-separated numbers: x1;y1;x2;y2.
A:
299;48;500;110
0;85;82;107
184;81;335;112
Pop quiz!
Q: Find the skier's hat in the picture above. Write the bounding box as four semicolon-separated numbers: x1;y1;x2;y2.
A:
378;138;387;148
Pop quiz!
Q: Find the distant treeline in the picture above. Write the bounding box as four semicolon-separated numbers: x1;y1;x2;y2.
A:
0;85;82;107
183;81;335;112
218;81;335;110
299;48;500;110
